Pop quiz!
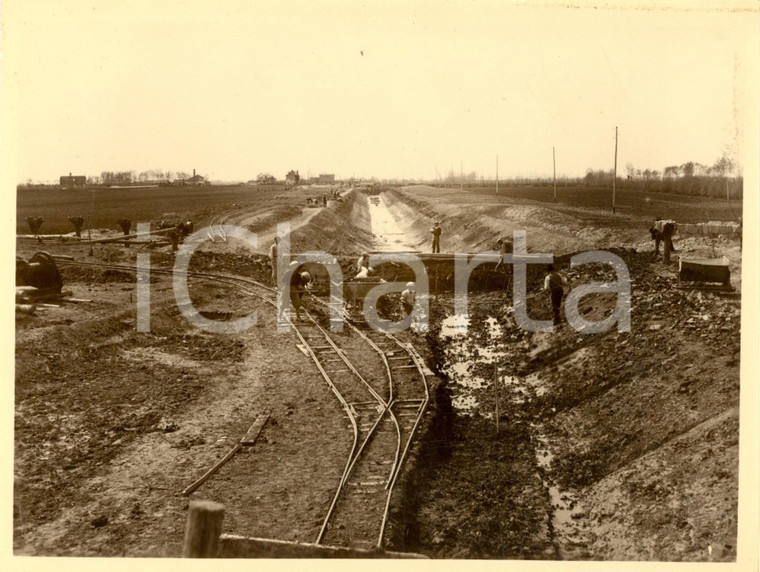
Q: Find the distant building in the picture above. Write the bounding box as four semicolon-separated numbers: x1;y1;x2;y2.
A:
60;174;86;189
285;170;300;186
317;173;335;184
176;169;209;186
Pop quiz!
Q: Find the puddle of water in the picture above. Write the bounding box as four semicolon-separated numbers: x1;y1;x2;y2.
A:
438;308;588;555
439;313;523;414
368;194;414;251
533;429;588;556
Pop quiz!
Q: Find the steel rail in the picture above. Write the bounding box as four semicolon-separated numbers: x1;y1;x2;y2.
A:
377;350;429;546
56;258;364;514
55;257;428;549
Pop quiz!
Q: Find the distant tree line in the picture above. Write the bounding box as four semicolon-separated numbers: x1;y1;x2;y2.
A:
89;170;192;185
585;154;741;199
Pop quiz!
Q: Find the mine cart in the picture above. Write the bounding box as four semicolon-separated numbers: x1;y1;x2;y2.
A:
678;256;732;289
344;278;384;311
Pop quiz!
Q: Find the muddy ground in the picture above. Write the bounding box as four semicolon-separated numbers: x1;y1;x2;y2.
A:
14;184;743;560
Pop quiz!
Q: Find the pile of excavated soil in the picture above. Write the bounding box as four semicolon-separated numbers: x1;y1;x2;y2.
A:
397;248;740;561
383;185;742;258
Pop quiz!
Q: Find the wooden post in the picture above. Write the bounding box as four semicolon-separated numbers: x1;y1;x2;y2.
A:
493;363;500;436
612;126;618;214
182;500;225;558
496;154;499;194
552;147;557;203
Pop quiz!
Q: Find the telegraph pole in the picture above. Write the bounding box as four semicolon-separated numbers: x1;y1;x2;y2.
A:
496;155;499;194
460;160;463;191
612;126;618;214
552;147;557;203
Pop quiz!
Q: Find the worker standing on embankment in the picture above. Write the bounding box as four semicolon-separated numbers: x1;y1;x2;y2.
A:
544;264;570;326
431;221;441;253
269;236;279;284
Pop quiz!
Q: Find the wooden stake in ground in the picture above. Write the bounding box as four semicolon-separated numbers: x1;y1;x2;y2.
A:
552;146;557;203
496;154;499;194
494;362;500;436
182;500;225;558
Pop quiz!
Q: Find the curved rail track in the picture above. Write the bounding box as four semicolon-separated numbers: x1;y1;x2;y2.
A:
54;257;430;549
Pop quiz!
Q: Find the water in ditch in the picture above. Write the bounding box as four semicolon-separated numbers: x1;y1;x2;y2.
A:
368;194;414;251
438;309;588;557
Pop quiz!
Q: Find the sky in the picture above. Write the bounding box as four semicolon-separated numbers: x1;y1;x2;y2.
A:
5;0;759;182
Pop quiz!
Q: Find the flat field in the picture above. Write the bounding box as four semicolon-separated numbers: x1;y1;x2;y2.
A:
428;183;742;223
16;184;338;235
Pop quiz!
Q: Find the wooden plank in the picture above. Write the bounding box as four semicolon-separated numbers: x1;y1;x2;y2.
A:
181;444;242;496
218;535;427;558
240;413;269;446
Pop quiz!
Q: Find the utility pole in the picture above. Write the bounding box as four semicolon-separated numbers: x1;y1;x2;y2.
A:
612;126;618;214
496;155;499;194
552;147;557;203
460;160;463;191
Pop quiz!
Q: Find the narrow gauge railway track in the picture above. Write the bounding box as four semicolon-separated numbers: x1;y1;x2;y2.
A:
54;258;429;549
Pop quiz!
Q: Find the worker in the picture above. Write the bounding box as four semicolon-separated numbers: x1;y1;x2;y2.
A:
290;270;311;321
651;218;677;262
543;264;570;326
662;221;677;264
431;221;442;253
356;253;374;277
649;224;663;258
401;282;416;317
494;237;513;269
269;237;279;284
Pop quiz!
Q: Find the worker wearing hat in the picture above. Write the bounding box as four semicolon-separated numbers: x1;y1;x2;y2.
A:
290;269;311;321
401;282;416;317
431;221;442;253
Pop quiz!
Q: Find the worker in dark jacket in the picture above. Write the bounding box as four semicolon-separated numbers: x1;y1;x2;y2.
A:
290;270;311;321
431;221;442;253
649;226;663;258
544;264;570;326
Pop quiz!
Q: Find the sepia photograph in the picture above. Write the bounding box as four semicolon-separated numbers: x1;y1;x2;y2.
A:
2;0;758;566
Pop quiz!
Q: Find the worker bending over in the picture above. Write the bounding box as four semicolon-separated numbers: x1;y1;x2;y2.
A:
401;282;416;317
290;270;311;321
355;253;374;279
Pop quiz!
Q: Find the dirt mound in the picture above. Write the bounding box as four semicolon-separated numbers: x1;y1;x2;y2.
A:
402;249;740;560
288;191;373;255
